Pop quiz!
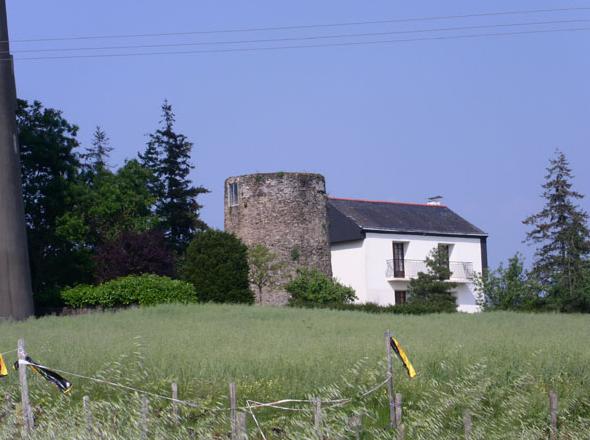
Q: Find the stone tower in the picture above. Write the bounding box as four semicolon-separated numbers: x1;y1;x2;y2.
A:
224;172;332;304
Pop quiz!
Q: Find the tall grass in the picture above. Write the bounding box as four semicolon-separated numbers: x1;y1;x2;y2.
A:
0;304;588;438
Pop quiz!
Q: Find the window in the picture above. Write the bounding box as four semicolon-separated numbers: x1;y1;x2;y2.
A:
438;244;451;279
228;182;239;206
395;290;407;305
392;242;405;278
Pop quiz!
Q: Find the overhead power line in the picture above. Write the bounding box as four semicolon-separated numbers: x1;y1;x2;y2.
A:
7;6;590;44
4;26;589;62
6;18;589;55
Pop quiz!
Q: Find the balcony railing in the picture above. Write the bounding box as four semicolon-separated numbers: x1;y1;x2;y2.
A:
385;259;474;282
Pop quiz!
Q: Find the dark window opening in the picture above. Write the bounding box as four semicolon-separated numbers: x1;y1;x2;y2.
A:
228;182;239;206
395;290;407;305
392;242;405;278
438;244;451;279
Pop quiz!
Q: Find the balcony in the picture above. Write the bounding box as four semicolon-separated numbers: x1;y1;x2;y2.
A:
385;259;474;282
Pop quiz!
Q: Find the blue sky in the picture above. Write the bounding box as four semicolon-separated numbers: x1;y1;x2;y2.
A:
8;1;590;267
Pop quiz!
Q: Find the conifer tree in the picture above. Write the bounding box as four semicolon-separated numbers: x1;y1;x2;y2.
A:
523;150;590;311
407;247;458;312
82;126;112;176
140;101;209;252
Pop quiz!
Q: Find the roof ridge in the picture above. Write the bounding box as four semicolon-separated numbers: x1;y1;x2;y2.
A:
328;196;447;208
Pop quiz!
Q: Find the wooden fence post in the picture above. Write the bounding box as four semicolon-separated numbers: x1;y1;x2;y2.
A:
313;397;322;439
463;410;472;440
348;414;362;440
17;338;34;434
83;395;93;434
236;411;248;440
385;330;396;429
549;390;558;440
140;395;149;440
171;382;179;424
395;393;405;440
229;382;238;440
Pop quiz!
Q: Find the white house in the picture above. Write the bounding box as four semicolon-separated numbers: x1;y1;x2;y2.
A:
328;197;488;313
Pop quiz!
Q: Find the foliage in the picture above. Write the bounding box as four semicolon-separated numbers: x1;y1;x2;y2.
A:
291;301;454;315
17;99;93;295
286;268;357;305
0;306;589;437
80;126;113;177
139;101;209;252
56;159;157;247
407;247;458;312
61;274;196;308
523;150;590;312
473;253;542;311
93;230;175;283
247;244;284;302
181;229;253;304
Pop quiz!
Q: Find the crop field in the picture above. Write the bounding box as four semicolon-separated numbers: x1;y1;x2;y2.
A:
0;305;589;439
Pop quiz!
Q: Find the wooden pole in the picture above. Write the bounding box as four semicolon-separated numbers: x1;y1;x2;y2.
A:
83;395;93;434
171;382;179;424
229;382;237;440
463;410;472;440
236;411;248;440
17;338;34;434
549;390;558;440
140;396;149;440
313;397;322;439
395;393;405;440
348;415;362;440
385;330;396;429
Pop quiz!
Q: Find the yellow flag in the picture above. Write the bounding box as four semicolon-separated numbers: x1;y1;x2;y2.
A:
390;337;417;379
0;354;8;377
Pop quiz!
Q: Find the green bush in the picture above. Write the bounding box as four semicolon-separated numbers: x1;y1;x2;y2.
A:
292;301;452;315
286;268;357;305
61;274;197;308
181;229;254;304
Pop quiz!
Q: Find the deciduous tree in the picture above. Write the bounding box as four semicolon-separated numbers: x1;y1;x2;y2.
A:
473;253;539;310
247;244;284;302
17;99;91;294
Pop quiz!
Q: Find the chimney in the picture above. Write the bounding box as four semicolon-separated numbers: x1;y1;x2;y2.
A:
427;195;443;206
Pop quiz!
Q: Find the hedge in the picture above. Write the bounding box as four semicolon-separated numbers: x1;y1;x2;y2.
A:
61;274;197;309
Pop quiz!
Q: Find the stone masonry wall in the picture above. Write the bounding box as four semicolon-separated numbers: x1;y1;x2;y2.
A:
224;172;332;305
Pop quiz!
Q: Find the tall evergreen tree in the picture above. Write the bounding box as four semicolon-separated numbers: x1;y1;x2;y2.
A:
523;150;590;311
81;126;112;177
140;101;209;252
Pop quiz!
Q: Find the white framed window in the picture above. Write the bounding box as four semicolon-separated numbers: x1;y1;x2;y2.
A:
228;182;239;206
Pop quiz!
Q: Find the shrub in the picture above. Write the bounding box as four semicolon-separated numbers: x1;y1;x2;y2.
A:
292;301;452;315
181;230;254;304
61;274;197;308
94;230;174;283
286;268;357;306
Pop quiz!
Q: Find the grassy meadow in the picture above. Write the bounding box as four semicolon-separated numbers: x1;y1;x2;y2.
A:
0;305;589;438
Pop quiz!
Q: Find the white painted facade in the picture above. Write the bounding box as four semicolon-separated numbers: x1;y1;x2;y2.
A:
331;232;484;313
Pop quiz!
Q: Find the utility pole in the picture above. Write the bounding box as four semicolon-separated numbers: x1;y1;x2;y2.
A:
0;0;34;320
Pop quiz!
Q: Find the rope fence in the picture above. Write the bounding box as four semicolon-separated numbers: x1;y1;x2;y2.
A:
5;333;564;439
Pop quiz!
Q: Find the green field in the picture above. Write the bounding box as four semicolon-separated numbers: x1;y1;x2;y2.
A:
1;305;589;439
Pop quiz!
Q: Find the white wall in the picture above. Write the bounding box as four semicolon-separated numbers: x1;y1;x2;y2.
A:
331;232;484;313
330;241;366;301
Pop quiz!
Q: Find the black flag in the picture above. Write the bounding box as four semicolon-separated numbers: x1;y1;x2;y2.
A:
14;356;72;394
